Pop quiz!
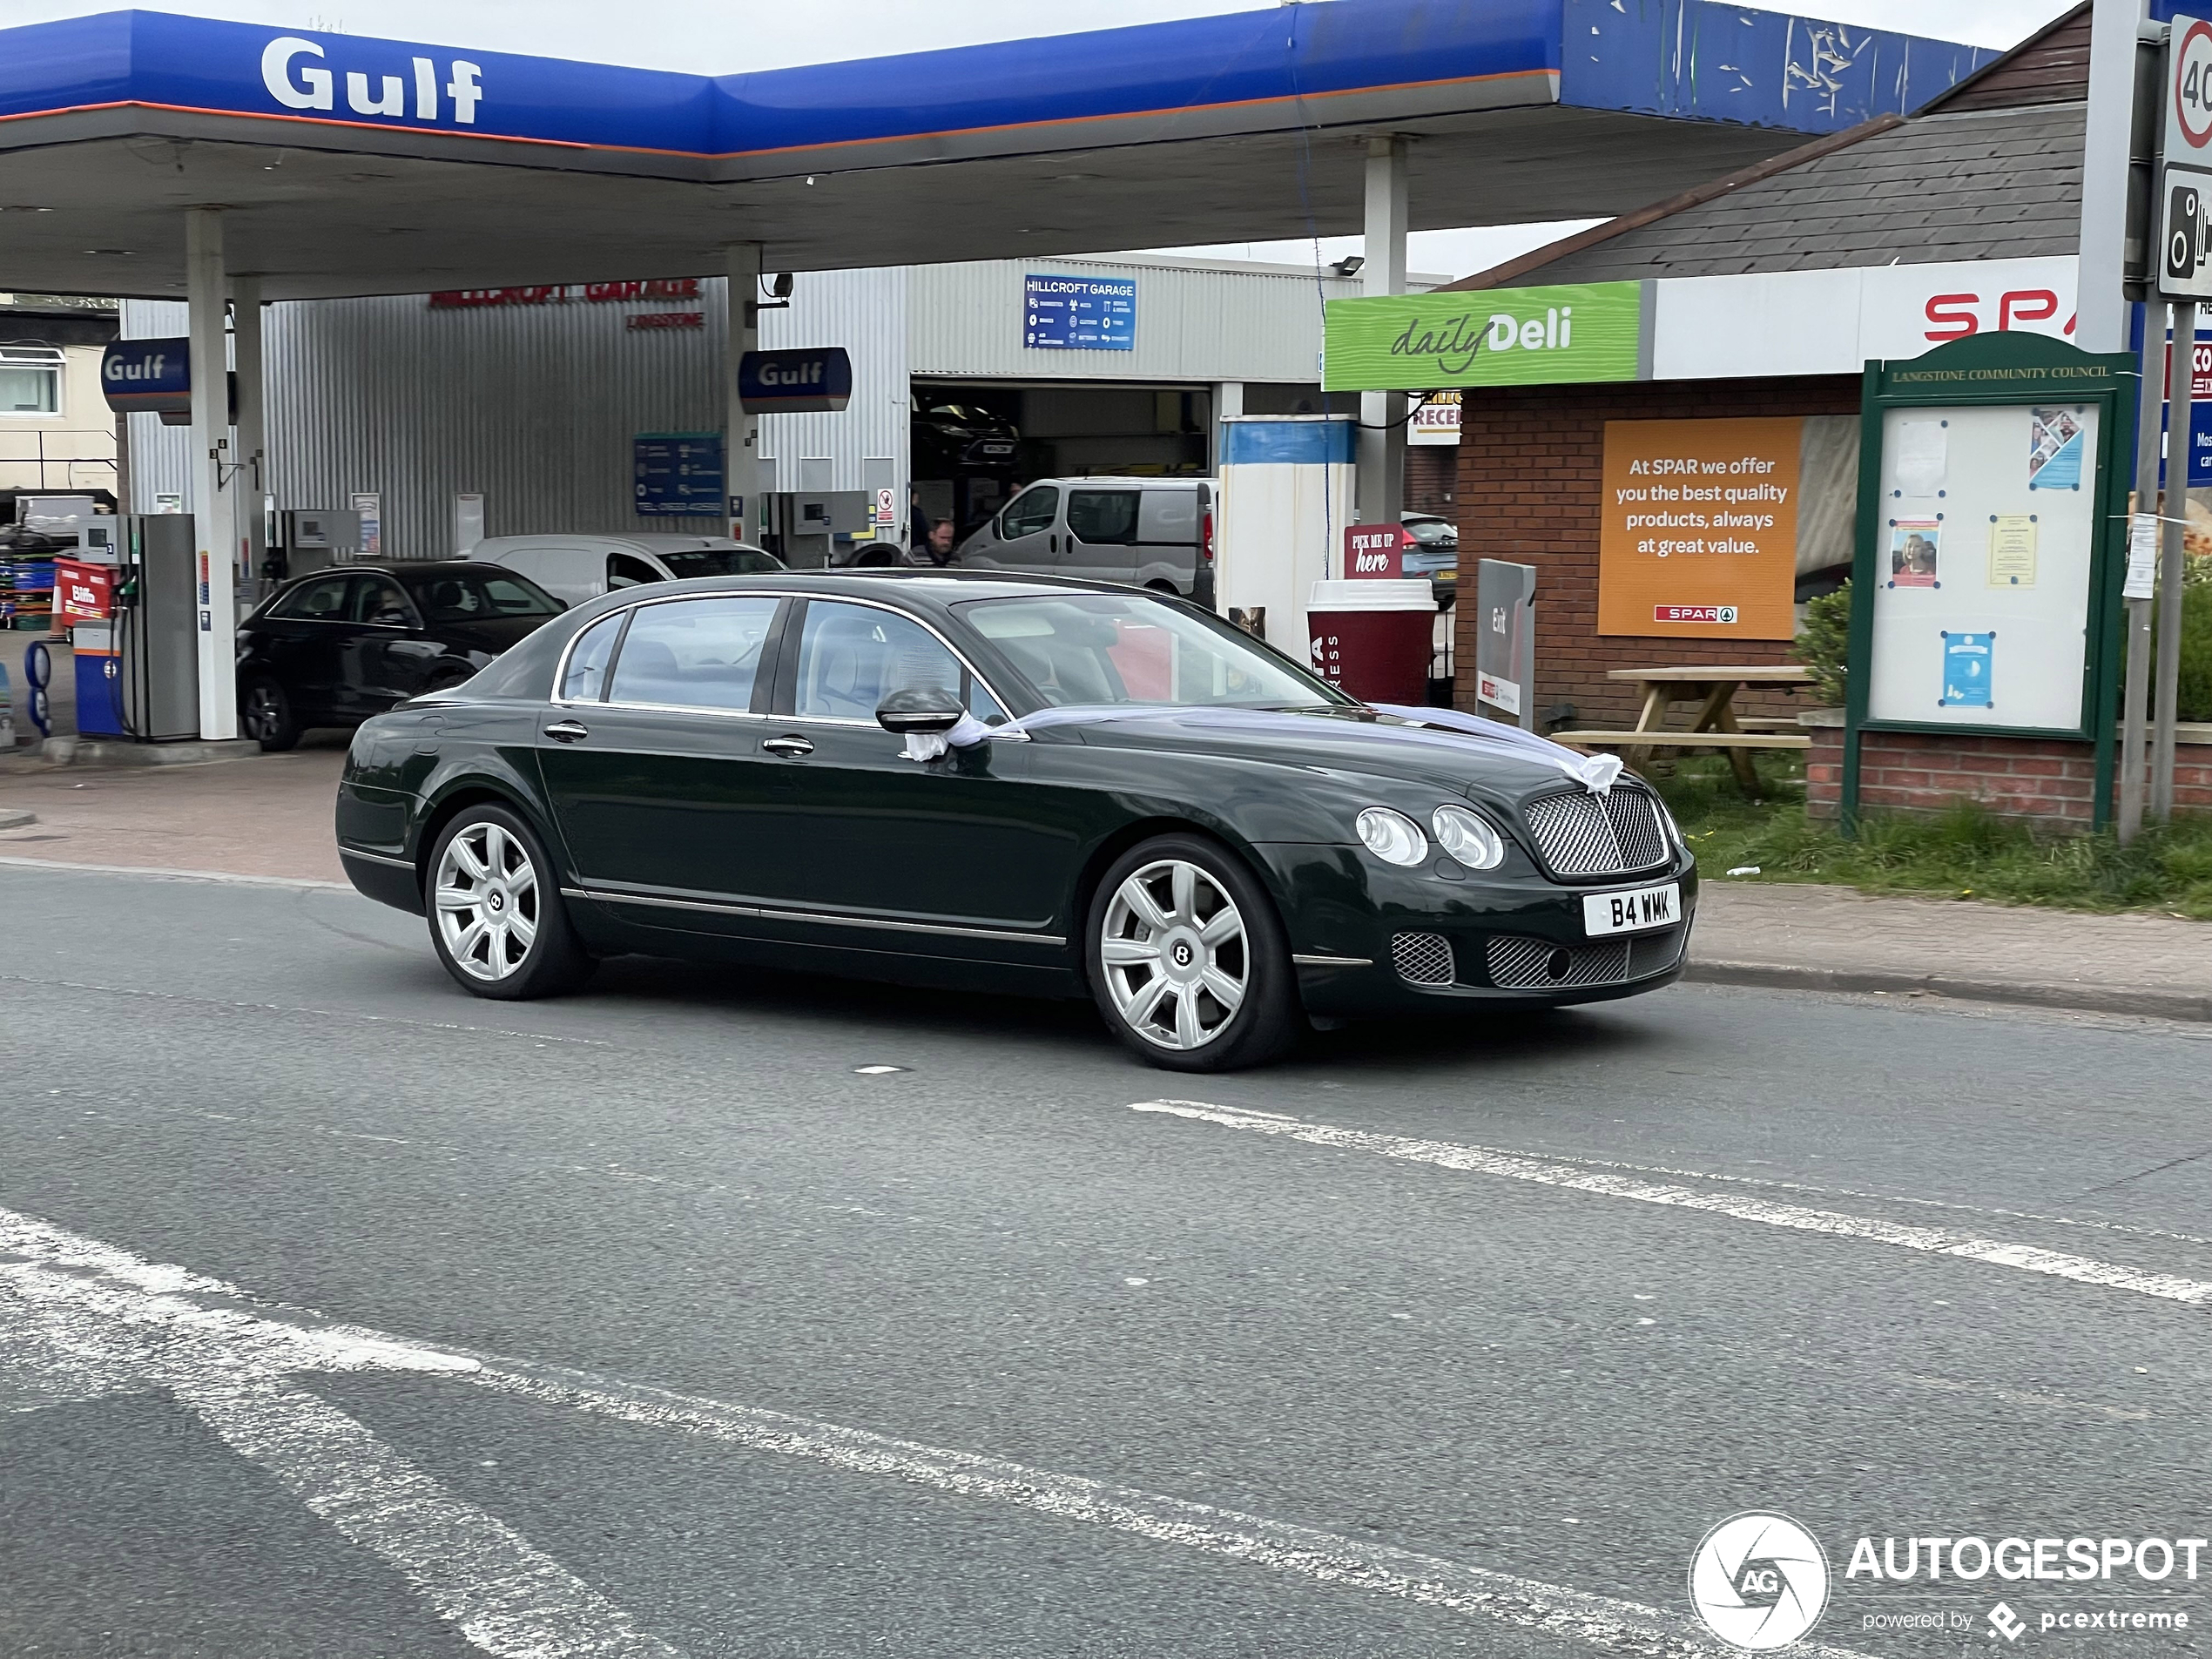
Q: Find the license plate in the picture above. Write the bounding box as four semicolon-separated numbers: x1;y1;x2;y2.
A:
1583;881;1681;936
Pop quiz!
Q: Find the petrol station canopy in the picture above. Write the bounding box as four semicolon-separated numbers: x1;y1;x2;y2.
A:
0;1;1991;300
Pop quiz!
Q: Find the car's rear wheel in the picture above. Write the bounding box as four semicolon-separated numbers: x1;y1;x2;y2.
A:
241;678;299;752
1086;833;1298;1072
426;803;594;1001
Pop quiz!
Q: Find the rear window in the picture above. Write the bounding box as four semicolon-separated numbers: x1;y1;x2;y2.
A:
656;547;785;577
402;570;563;623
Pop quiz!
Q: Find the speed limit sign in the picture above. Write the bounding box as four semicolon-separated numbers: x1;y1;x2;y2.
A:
2161;17;2212;298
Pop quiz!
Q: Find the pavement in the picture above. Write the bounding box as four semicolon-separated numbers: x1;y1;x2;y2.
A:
2;860;2209;1658
0;739;2202;1022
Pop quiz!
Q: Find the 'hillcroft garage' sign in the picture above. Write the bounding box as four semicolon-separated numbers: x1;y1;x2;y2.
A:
1323;281;1642;392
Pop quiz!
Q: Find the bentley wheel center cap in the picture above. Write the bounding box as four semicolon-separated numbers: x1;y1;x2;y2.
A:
1163;931;1200;979
488;889;506;913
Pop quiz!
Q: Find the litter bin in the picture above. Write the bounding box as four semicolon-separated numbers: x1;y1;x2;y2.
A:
1306;579;1434;705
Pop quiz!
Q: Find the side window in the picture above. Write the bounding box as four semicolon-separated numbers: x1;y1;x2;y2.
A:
998;486;1059;541
792;601;974;722
559;611;624;702
1136;489;1196;543
608;553;661;589
1067;489;1140;545
353;576;415;626
268;574;352;620
606;597;779;712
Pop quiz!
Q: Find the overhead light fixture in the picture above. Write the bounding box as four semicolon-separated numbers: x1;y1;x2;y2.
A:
1333;254;1366;277
0;205;53;213
83;248;137;257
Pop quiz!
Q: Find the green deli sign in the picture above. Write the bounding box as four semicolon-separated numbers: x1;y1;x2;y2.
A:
1323;282;1645;392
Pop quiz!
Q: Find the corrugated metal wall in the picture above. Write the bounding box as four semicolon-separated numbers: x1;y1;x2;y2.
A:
122;255;1345;553
909;257;1357;385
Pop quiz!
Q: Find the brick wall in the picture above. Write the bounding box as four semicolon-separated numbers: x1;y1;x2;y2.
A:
1406;444;1456;517
1451;376;1861;730
1805;725;2212;826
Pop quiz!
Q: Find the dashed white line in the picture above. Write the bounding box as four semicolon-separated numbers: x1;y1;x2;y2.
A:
1128;1101;2212;1309
0;1203;1865;1658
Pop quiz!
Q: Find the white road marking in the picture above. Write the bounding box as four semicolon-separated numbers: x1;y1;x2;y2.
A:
0;1204;1871;1659
1128;1101;2212;1309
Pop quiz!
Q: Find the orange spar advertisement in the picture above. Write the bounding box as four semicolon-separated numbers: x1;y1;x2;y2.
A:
1597;417;1802;639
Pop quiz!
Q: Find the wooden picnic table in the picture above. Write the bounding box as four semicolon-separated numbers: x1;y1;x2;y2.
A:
1552;664;1814;796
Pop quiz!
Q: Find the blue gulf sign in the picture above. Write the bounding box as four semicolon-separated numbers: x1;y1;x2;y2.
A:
633;433;725;516
737;348;853;414
1024;275;1136;351
100;339;192;415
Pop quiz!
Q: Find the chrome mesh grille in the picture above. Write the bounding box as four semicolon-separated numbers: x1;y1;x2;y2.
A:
1391;932;1458;987
1521;787;1669;878
1487;925;1685;990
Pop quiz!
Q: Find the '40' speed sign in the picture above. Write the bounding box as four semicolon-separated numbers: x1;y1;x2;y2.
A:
2161;18;2212;298
2179;18;2212;150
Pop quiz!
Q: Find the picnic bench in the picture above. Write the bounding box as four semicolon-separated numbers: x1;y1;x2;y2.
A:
1550;665;1814;796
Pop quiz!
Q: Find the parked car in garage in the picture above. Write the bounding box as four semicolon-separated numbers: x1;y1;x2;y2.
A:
472;534;783;609
335;571;1695;1071
239;561;565;752
953;476;1213;603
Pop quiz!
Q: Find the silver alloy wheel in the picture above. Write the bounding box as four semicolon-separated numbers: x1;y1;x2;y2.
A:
434;819;541;983
1099;858;1248;1051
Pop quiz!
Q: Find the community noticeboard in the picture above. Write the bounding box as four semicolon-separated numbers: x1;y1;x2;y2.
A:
1322;282;1642;392
1597;418;1802;639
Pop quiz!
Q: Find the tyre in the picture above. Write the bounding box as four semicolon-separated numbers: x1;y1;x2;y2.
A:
241;678;300;752
1085;833;1299;1072
425;802;595;1001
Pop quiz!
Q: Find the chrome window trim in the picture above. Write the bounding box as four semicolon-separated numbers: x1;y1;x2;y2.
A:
548;587;1015;726
563;885;1062;947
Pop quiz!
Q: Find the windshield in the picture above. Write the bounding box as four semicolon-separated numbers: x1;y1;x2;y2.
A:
954;593;1352;711
656;546;785;577
401;568;563;624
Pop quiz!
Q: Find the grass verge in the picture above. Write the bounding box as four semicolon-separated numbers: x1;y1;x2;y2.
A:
1648;754;2212;920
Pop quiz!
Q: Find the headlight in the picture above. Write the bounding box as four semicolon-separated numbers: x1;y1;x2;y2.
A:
1651;793;1688;855
1432;805;1505;870
1355;806;1427;867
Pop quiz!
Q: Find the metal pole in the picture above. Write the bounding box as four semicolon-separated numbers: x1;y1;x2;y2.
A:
2153;301;2195;820
2118;300;2164;842
1356;137;1409;531
232;273;266;585
185;205;237;741
2078;0;2147;354
725;243;763;545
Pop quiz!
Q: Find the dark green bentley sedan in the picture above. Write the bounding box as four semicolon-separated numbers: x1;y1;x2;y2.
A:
336;572;1696;1070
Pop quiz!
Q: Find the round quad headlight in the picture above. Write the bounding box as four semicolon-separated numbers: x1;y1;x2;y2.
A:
1355;806;1428;867
1432;804;1506;871
1650;792;1688;855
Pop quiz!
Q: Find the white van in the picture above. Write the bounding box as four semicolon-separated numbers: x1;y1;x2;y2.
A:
469;534;783;609
953;477;1213;603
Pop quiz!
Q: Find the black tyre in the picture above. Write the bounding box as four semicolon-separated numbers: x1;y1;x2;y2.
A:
1085;833;1299;1072
424;802;595;1001
241;678;300;752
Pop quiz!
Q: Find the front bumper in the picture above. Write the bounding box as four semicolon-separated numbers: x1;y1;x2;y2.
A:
1257;842;1698;1017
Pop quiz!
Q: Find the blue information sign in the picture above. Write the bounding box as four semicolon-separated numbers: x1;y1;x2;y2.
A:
1024;274;1136;351
633;432;724;517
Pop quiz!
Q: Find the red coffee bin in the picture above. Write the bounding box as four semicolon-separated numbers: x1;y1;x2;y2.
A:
1306;579;1434;705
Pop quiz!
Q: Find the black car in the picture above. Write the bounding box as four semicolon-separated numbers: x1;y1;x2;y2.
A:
239;561;565;751
336;572;1696;1071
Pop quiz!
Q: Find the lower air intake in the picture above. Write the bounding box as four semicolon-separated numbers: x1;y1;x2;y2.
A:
1390;931;1457;987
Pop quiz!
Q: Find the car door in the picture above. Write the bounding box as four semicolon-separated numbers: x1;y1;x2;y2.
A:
251;572;358;722
750;597;1076;940
964;483;1059;576
345;572;445;711
1062;486;1142;585
532;593;792;933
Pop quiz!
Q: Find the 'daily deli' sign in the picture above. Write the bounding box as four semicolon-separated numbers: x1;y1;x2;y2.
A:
1323;282;1642;393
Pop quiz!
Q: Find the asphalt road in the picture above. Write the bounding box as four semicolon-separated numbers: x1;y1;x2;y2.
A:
2;860;2209;1659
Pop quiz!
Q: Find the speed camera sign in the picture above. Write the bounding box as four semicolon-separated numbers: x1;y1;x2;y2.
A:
2162;18;2212;298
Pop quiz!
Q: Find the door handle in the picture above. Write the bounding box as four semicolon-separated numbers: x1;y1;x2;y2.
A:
762;734;814;758
543;719;590;743
1049;534;1058;554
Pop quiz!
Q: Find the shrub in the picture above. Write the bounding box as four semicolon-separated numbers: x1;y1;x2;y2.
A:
1793;583;1851;707
2183;576;2212;724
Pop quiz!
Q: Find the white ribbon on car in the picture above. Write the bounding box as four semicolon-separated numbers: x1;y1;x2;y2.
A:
915;699;1622;795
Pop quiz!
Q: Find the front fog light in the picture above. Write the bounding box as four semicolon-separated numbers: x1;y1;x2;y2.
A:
1356;806;1428;867
1433;805;1505;870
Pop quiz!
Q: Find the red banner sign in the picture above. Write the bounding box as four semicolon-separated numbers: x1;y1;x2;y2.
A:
1343;523;1404;579
53;558;114;624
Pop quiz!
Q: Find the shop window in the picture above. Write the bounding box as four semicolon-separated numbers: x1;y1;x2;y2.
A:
1068;489;1140;545
0;347;63;415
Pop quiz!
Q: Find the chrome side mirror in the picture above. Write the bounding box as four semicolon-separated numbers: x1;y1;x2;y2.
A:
875;686;965;736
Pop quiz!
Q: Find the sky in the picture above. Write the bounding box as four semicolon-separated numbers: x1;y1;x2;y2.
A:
0;0;2074;281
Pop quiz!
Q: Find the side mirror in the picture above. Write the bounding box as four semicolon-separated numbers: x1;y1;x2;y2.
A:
876;686;965;736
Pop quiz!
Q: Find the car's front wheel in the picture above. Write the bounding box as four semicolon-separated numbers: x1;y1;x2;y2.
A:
1085;833;1298;1072
426;803;594;1001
